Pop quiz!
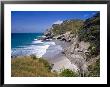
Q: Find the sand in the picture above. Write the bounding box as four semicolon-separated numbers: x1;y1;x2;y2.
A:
42;40;78;72
49;55;78;72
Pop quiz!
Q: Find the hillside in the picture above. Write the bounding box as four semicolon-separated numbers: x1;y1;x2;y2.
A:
44;19;83;38
44;12;100;77
45;12;100;58
78;12;100;57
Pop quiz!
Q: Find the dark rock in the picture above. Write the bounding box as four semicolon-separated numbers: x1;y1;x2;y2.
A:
66;39;71;42
61;51;65;54
61;38;66;41
57;36;62;39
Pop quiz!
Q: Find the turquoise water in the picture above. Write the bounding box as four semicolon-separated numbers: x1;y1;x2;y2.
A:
11;33;43;48
11;33;62;58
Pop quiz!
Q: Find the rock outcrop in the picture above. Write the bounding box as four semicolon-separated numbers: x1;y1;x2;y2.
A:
63;36;90;76
53;31;72;42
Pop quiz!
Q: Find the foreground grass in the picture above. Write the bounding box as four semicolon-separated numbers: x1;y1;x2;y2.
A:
11;56;57;77
11;56;78;77
12;55;99;77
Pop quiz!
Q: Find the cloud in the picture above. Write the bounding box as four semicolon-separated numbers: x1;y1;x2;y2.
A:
53;20;63;24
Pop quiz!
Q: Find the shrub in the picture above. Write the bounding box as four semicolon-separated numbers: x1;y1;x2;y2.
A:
30;54;36;60
78;12;100;58
60;69;78;77
51;20;83;35
87;59;100;77
38;58;53;71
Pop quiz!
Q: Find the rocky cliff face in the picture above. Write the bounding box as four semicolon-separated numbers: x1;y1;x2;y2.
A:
63;36;90;76
44;12;100;76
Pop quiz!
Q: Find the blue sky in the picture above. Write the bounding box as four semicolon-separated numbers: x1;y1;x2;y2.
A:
11;11;98;33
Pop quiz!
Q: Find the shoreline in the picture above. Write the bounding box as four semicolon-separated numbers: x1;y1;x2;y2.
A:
11;39;79;72
42;39;78;72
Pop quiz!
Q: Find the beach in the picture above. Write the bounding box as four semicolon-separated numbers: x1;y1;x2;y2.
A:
11;33;78;72
42;40;78;72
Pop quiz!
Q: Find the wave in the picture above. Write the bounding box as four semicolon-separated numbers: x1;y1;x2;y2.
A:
34;38;38;40
32;40;43;44
12;44;50;58
43;42;56;45
11;38;57;58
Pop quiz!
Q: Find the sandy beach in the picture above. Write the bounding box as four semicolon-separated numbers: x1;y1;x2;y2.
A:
42;40;78;72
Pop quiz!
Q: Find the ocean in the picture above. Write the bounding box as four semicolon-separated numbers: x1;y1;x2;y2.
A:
11;33;63;58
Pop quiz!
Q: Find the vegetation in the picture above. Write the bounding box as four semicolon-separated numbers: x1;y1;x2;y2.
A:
59;69;78;77
30;54;36;60
46;12;100;77
78;12;100;57
11;55;100;77
49;12;100;57
11;56;57;77
87;59;100;77
11;56;78;77
77;12;100;76
49;12;100;58
51;19;83;36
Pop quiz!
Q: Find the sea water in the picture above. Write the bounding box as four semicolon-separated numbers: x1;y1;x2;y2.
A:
11;33;62;58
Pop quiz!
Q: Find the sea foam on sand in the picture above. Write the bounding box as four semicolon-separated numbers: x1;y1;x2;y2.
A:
11;40;57;58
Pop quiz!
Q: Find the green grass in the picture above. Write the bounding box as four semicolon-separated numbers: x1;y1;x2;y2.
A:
11;56;57;77
12;55;99;77
11;56;79;77
59;69;79;77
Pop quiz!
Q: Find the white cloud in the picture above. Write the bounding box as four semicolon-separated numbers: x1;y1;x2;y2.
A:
53;20;63;24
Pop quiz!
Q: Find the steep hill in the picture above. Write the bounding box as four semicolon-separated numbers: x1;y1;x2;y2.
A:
44;12;100;77
78;12;100;57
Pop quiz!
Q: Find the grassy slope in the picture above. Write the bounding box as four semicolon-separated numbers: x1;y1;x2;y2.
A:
11;56;99;77
11;56;57;77
11;56;79;77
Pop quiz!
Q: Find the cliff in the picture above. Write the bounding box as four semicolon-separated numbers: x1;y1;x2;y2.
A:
44;12;100;76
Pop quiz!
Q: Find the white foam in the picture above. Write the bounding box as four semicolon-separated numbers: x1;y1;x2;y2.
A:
12;44;50;58
32;40;43;44
34;38;38;40
30;45;50;58
44;42;56;45
12;39;58;58
41;35;46;38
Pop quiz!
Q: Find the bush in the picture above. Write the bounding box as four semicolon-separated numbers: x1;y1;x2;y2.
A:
60;69;78;77
88;42;100;57
38;58;53;71
30;54;36;60
87;59;100;77
51;20;83;35
78;12;100;58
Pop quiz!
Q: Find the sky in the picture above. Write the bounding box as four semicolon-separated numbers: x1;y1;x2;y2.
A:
11;11;98;33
